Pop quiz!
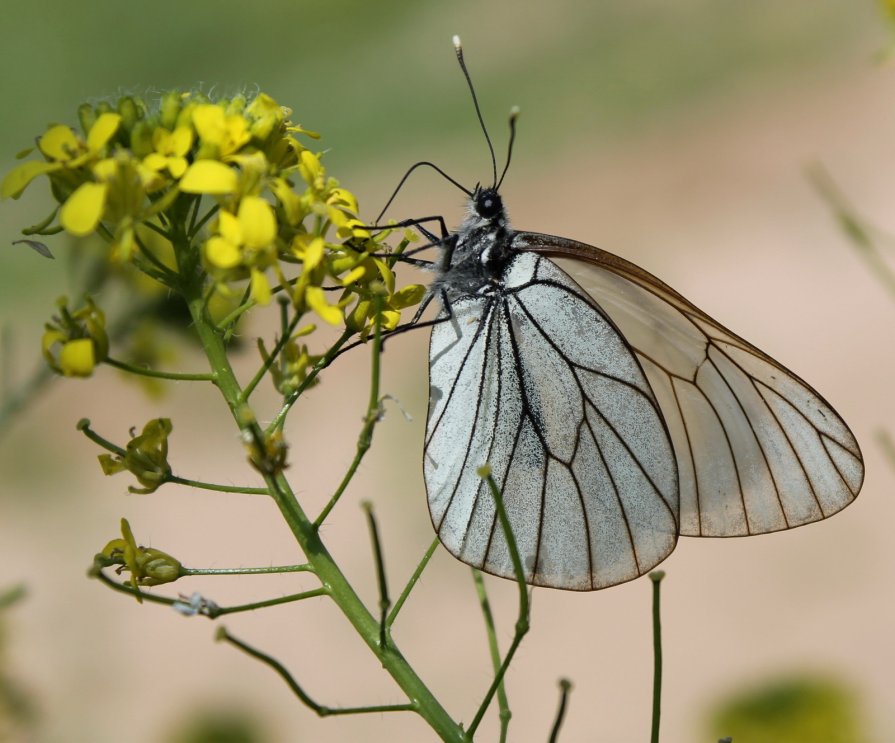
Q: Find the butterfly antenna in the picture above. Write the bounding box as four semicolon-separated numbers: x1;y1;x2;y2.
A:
496;106;520;191
453;35;498;189
375;160;473;224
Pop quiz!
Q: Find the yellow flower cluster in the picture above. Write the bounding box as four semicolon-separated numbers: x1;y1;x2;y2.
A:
2;90;424;335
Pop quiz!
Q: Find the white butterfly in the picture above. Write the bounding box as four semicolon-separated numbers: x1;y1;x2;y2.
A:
414;39;863;591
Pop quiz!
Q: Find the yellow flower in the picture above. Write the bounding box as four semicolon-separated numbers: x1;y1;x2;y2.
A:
305;286;344;326
97;417;173;494
56;153;153;258
1;113;121;199
192;103;251;160
142;125;193;179
204;195;279;304
179;160;238;194
3;89;418;340
42;296;109;377
96;518;183;602
60;182;108;236
298;150;324;190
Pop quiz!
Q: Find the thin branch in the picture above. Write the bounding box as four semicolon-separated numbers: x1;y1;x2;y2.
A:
217;627;418;716
387;537;440;628
472;569;511;742
213;588;328;617
467;469;530;738
547;679;573;743
875;429;895;471
809;164;895;299
266;329;354;434
77;419;126;456
181;563;315;577
240;300;303;403
105;356;215;381
167;474;270;495
313;300;384;526
0;583;27;610
91;567;326;616
650;570;666;743
188;201;219;240
363;501;391;649
0;363;53;438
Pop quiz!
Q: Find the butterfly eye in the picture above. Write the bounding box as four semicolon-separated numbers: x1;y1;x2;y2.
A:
475;188;503;219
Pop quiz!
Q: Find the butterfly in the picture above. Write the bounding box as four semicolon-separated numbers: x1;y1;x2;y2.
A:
397;37;863;591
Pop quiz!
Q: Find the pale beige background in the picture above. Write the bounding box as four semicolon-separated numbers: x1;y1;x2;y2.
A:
2;3;893;742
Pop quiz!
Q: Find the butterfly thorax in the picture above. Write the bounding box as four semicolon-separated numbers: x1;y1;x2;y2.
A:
435;187;516;301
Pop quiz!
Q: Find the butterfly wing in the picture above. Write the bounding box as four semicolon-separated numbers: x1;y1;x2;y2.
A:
425;251;679;590
514;232;864;537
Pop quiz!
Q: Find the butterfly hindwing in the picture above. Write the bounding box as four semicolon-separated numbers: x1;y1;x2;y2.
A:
515;232;864;538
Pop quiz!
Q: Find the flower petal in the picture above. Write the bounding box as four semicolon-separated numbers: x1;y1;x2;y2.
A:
39;125;81;161
306;286;343;325
390;283;426;309
59;338;96;376
205;236;242;269
192;104;226;145
302;236;324;270
340;265;365;286
298;150;323;187
250;268;272;305
237;196;276;248
1;160;59;199
170;126;194;156
86;113;122;152
142;153;167;172
179;161;237;194
60;182;108;236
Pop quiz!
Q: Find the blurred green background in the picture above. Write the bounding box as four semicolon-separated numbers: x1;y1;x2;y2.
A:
1;2;892;742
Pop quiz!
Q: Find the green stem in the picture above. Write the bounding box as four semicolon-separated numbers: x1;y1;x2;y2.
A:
91;568;177;607
650;571;665;743
184;290;467;743
217;301;253;335
188;202;219;240
363;501;391;649
0;363;54;438
387;537;439;629
547;679;573;743
472;569;511;742
876;429;895;471
91;568;324;616
213;588;328;617
266;328;354;434
241;308;302;403
168;474;269;495
0;583;27;610
105;357;214;381
218;627;417;716
810;164;895;299
182;564;314;576
77;419;126;456
467;472;530;738
314;304;383;527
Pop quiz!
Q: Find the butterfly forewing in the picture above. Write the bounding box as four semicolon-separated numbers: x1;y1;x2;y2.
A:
514;232;864;538
425;251;679;590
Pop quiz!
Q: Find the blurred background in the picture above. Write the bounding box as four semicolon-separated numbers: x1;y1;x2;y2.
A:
1;1;893;741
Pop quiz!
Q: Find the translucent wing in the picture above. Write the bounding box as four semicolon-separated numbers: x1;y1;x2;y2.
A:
514;232;864;537
425;251;679;590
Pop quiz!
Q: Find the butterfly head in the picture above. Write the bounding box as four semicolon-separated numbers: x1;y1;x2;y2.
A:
473;186;504;220
465;186;508;233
